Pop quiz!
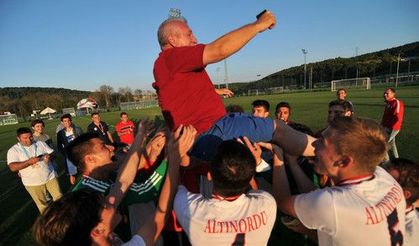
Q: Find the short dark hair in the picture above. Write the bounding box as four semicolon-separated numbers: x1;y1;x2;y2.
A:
66;133;101;172
288;122;313;136
386;87;396;93
337;88;347;94
252;100;270;112
120;112;128;117
31;119;45;127
17;127;32;137
225;104;244;113
211;140;256;197
275;102;291;112
383;158;419;205
60;114;72;122
33;189;103;246
91;112;99;117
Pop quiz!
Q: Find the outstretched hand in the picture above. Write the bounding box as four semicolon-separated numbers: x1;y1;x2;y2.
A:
215;88;234;98
255;10;276;31
168;125;197;159
136;119;154;138
238;136;262;165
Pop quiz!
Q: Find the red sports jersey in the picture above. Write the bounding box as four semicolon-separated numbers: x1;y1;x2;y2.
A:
153;44;226;134
382;98;404;130
115;120;135;145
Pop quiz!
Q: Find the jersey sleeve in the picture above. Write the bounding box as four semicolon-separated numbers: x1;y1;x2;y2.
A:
294;188;337;235
7;147;20;165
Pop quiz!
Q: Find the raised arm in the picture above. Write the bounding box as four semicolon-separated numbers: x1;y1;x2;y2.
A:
108;120;154;206
203;10;276;65
137;125;197;245
285;154;317;193
271;146;297;217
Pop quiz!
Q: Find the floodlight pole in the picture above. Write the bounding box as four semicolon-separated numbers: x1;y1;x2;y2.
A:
224;59;229;89
395;53;400;88
302;49;308;89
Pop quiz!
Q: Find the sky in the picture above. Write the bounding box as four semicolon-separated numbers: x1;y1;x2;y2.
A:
1;0;418;92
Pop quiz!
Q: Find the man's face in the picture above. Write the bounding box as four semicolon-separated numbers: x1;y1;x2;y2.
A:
32;123;44;134
312;128;341;177
120;114;128;123
384;89;395;101
92;114;101;124
17;133;33;146
252;106;269;118
89;138;115;165
327;105;344;124
276;107;290;122
337;90;346;101
62;118;72;129
171;22;197;47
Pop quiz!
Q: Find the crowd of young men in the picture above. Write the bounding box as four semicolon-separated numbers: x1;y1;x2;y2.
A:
5;9;416;246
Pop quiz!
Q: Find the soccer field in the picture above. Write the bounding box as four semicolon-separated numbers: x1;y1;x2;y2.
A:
0;85;418;245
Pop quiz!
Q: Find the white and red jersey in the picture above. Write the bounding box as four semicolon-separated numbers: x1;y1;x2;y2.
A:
294;166;406;246
405;206;419;246
174;185;277;246
382;98;404;130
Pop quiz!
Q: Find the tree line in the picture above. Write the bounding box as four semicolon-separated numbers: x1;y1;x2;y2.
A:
0;86;154;119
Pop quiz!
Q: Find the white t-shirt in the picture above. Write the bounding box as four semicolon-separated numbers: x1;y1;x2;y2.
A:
294;166;406;246
174;185;277;246
7;141;56;186
405;207;419;246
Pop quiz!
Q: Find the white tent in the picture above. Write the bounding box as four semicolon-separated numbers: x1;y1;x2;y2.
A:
40;107;56;115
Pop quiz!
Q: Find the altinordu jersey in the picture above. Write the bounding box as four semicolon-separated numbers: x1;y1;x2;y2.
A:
294;166;406;246
174;185;277;245
153;44;226;134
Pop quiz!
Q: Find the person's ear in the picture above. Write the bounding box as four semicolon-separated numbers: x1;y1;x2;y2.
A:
167;35;177;47
403;190;412;200
333;156;353;168
84;154;96;166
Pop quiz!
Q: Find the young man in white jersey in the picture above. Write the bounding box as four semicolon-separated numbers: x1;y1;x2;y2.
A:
273;116;406;245
174;140;277;245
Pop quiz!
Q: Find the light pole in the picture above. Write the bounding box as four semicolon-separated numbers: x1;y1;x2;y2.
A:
224;59;229;89
395;53;400;88
302;49;308;89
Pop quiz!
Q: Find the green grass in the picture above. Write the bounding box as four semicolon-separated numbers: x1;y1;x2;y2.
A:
0;85;418;245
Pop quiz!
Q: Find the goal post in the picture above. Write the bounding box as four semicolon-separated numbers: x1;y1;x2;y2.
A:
331;77;371;91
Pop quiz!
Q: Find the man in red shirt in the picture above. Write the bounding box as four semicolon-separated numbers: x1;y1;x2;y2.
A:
153;11;275;134
381;88;404;159
115;112;135;146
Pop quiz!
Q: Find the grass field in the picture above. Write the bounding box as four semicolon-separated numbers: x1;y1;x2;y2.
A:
0;85;418;245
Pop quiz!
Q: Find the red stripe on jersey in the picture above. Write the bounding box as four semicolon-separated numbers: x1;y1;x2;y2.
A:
336;174;375;186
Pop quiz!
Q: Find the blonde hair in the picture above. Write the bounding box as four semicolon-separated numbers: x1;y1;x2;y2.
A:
326;116;387;172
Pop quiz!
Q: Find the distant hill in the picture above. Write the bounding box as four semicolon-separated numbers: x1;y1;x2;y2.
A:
227;41;419;94
0;87;91;117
